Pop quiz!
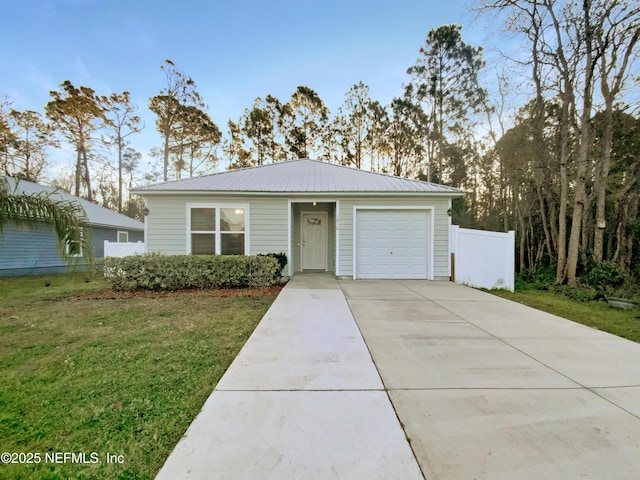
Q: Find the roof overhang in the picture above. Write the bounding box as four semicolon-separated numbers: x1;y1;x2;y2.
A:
89;222;145;231
131;189;465;197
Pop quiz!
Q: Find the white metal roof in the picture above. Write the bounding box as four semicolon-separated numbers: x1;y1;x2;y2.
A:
4;177;144;231
134;159;464;195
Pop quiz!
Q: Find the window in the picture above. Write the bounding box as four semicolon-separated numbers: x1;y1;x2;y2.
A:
117;231;129;243
65;229;84;258
220;207;245;255
188;206;247;255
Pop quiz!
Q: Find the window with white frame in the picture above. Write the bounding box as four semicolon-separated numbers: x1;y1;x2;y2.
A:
65;229;84;258
189;206;247;255
117;231;129;243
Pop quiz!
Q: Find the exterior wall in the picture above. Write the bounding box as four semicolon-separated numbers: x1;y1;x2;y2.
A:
0;223;143;276
144;194;289;257
144;193;454;279
0;223;68;276
337;195;452;279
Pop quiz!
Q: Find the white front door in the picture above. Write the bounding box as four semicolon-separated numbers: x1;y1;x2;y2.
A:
301;212;327;270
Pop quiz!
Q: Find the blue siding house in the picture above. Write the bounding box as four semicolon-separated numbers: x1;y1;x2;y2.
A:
0;177;144;276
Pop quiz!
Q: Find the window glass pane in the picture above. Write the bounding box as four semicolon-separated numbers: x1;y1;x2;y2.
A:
191;234;216;255
220;208;245;232
67;241;82;257
66;229;83;257
220;233;244;255
118;231;128;243
191;208;216;231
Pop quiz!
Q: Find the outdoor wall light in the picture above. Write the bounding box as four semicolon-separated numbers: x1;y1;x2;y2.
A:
143;207;150;216
447;208;453;216
312;202;317;206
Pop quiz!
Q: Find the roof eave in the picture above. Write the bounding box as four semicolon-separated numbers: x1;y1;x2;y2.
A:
89;222;144;231
132;189;464;196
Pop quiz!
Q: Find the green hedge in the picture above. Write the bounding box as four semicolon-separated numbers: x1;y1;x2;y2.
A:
103;254;281;291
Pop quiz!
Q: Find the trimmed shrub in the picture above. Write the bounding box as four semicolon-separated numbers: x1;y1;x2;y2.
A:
103;253;280;291
257;252;288;279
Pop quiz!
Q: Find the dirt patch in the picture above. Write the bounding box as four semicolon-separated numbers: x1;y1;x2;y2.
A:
66;284;285;301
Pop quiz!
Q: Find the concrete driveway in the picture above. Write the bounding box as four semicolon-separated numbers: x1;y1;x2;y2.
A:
156;274;422;480
341;279;640;479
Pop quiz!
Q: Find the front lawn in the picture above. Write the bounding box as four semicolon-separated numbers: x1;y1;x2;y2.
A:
0;273;280;479
489;288;640;343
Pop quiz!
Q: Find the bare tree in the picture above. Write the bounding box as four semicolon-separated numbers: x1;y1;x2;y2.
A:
102;91;143;213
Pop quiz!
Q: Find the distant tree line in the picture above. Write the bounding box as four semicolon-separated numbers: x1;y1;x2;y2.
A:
1;0;639;284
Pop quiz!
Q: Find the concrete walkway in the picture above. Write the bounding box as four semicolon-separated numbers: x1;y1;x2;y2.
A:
341;280;640;480
156;275;640;479
155;274;423;479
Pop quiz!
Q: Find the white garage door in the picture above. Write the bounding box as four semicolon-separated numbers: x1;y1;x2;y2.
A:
355;209;430;279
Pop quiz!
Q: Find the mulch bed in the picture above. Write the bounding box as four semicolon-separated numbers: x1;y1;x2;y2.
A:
68;284;285;301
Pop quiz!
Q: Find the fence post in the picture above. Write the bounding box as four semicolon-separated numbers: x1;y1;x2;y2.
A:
449;225;459;282
450;252;455;282
507;230;516;291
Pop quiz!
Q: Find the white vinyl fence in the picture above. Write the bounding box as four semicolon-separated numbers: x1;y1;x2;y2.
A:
104;241;147;258
449;225;515;291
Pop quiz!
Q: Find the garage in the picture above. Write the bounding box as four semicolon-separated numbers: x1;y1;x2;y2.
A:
355;209;431;279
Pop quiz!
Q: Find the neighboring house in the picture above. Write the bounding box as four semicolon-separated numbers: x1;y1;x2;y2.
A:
0;177;144;276
133;159;464;280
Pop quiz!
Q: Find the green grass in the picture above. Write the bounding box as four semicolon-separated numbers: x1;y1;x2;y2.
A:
0;274;279;479
489;288;640;343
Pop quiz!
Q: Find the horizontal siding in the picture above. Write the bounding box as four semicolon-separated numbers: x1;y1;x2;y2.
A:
145;195;289;256
248;197;289;254
143;193;454;279
90;227;144;257
0;222;135;276
0;223;67;274
338;196;451;279
146;196;188;254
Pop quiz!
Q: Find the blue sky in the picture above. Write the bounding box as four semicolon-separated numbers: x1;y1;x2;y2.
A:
0;0;495;173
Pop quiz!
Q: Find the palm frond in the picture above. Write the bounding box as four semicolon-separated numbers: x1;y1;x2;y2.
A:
0;177;93;267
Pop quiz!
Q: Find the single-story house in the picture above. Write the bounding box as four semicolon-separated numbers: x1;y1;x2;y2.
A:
133;159;464;279
0;177;144;276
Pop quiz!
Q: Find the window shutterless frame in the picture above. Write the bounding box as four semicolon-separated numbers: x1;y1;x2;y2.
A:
65;228;84;258
186;203;250;255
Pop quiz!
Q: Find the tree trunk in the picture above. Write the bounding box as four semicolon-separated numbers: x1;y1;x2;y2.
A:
556;102;570;283
593;103;613;262
623;195;639;272
163;127;170;182
75;146;82;197
118;137;123;213
81;145;92;202
566;0;595;287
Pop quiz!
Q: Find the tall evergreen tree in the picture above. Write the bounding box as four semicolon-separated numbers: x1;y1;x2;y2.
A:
45;80;105;201
408;24;487;183
149;59;203;181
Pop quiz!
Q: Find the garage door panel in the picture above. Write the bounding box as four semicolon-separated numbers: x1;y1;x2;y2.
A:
356;209;430;279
